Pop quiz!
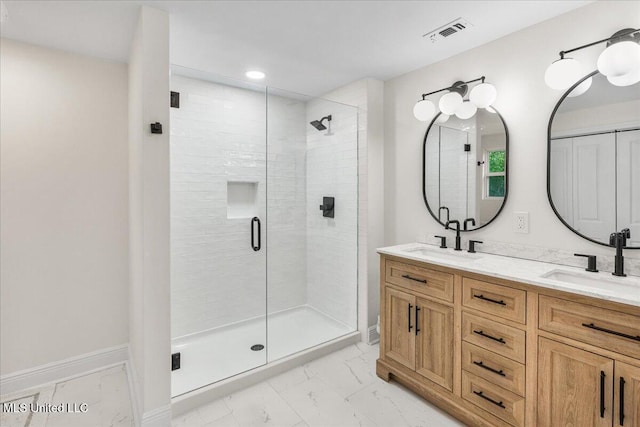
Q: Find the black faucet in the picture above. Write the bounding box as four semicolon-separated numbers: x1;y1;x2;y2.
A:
468;240;483;253
574;253;598;272
610;228;631;277
439;206;450;224
445;220;462;251
463;218;476;231
435;235;447;249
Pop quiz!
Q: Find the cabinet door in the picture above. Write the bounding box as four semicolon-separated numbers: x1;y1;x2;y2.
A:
615;362;640;427
415;297;454;391
538;337;614;427
383;287;415;370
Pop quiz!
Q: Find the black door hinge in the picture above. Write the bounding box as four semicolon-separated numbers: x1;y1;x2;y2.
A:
171;91;180;108
172;352;181;371
150;122;163;134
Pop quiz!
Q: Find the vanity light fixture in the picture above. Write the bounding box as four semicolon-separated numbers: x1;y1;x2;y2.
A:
544;28;640;92
413;77;497;122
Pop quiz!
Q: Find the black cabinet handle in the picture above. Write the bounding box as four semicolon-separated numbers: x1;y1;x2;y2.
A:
473;390;505;409
402;274;427;284
251;217;261;251
408;304;413;332
473;329;506;344
582;323;640;342
600;370;605;418
473;360;506;377
473;294;506;306
620;376;625;426
415;306;421;336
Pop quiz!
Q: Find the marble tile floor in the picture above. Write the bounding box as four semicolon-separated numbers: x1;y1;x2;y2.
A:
172;343;464;427
0;364;134;427
0;344;463;427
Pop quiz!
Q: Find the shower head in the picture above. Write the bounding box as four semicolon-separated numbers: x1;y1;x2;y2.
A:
310;115;332;131
310;120;326;131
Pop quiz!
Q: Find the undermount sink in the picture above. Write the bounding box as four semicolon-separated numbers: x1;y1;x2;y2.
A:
541;269;640;290
403;245;481;262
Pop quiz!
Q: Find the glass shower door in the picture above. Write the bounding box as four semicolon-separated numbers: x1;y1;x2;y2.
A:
170;67;267;397
266;88;358;362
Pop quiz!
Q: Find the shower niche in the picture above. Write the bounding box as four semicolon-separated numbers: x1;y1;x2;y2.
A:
169;66;359;397
227;181;258;219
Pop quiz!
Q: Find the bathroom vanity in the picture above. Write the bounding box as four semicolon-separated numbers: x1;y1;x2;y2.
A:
376;244;640;427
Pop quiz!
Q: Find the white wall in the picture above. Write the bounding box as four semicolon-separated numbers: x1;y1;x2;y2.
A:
384;1;640;262
128;6;171;424
0;39;129;376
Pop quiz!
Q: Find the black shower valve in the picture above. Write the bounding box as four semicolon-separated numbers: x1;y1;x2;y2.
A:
319;196;335;218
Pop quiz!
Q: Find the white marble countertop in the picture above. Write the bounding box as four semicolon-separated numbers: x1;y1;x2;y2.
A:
378;243;640;308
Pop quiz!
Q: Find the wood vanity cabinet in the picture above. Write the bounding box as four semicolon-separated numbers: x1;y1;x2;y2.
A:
377;254;640;427
382;264;454;391
538;295;640;427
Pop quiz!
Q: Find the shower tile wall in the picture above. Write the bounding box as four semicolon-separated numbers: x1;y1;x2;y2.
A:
305;100;358;329
170;76;307;338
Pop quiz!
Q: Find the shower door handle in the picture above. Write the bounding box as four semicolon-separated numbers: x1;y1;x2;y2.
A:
251;217;261;251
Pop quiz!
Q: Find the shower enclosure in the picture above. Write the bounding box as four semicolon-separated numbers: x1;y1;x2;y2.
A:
169;66;358;397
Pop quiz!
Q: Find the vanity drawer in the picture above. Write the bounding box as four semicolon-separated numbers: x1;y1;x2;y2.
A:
462;278;526;324
462;371;525;427
539;295;640;359
385;260;454;302
462;342;526;396
462;312;526;363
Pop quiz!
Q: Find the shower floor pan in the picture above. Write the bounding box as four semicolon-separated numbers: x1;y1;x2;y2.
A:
171;304;355;397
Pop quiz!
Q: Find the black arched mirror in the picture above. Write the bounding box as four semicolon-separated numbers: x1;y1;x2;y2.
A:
548;71;640;248
423;109;509;230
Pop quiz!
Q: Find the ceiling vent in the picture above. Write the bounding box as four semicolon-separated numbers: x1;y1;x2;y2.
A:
423;18;473;43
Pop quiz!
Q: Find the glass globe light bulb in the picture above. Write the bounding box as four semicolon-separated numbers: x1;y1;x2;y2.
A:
607;67;640;86
455;101;477;120
413;99;436;121
597;41;640;77
567;76;593;97
469;83;497;108
545;58;584;90
439;92;463;115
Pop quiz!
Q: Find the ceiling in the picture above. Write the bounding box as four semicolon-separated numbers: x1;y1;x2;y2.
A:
1;0;592;96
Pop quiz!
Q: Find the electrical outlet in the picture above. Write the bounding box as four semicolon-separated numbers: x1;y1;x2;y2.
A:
514;212;529;233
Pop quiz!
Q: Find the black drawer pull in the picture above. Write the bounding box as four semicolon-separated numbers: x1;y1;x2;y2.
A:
620;377;625;426
402;274;427;283
415;306;421;336
473;360;506;377
473;390;505;409
473;329;506;344
582;323;640;342
473;294;506;306
408;304;413;332
600;370;605;418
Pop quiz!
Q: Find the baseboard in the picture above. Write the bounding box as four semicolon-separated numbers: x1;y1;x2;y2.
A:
141;405;172;427
0;344;129;395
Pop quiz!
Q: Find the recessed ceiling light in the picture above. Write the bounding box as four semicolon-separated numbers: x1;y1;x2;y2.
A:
245;70;266;80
